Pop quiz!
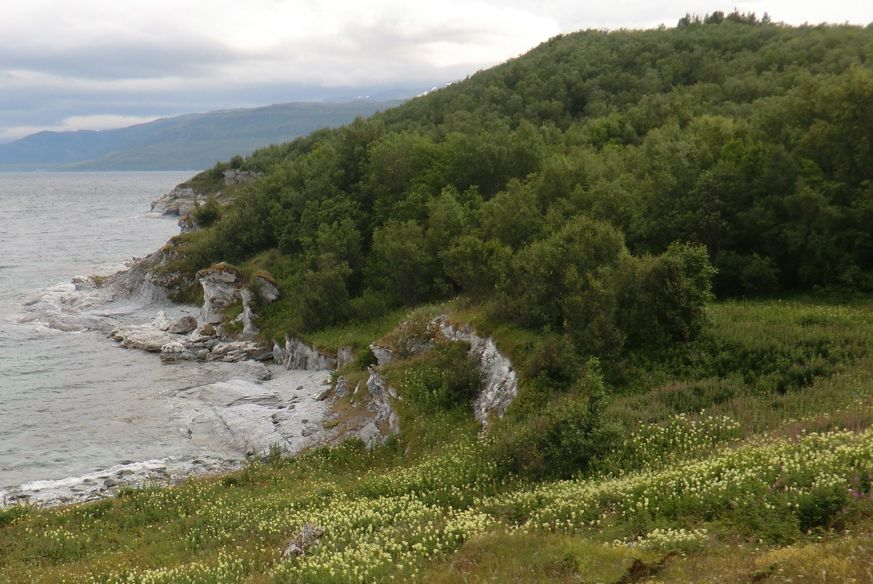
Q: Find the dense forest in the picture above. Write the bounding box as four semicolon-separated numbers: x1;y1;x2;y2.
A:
177;15;873;352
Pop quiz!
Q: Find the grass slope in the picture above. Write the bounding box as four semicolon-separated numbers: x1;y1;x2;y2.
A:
2;297;873;583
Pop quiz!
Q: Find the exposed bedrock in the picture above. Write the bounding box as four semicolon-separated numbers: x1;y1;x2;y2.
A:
150;186;199;216
198;264;281;328
430;316;518;427
198;264;240;325
109;312;272;363
273;336;338;371
367;315;518;428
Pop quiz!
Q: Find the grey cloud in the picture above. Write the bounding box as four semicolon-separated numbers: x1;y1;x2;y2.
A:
0;41;236;80
2;0;872;142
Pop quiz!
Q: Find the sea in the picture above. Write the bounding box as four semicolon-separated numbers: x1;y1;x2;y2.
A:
0;172;240;503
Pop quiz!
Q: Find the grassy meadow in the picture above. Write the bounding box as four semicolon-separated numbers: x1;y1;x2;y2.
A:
2;296;873;583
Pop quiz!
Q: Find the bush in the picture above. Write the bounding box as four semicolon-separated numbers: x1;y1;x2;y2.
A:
292;257;353;331
395;341;482;412
355;346;378;369
620;242;717;347
795;484;849;532
441;236;512;299
521;334;584;391
0;504;29;527
488;363;620;480
369;220;436;304
192;196;222;228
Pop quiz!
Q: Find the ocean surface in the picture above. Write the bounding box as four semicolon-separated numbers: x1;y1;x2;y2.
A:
0;172;226;497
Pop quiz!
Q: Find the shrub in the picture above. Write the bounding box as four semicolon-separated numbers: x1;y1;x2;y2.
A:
395;341;482;412
489;363;621;480
0;504;29;527
441;235;512;299
620;242;717;347
521;333;584;391
355;346;378;369
192;196;222;228
795;484;849;532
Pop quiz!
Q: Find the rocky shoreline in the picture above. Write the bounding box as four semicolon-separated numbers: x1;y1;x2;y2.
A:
3;177;520;509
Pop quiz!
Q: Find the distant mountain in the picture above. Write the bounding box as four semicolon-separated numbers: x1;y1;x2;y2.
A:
0;100;402;171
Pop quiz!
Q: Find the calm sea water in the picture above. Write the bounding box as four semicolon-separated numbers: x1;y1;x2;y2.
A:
0;172;222;491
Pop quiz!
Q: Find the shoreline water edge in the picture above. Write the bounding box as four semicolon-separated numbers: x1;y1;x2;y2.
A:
0;182;348;509
1;177;515;509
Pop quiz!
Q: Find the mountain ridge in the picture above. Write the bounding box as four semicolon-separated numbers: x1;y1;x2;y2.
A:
0;100;403;171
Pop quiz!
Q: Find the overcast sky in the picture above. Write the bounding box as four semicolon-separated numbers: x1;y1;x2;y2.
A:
1;1;872;142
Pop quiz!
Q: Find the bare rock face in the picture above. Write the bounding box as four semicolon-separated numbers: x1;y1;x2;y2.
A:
196;266;281;335
282;523;325;559
335;376;349;398
282;337;337;370
336;346;355;368
198;264;241;325
365;367;400;441
153;311;172;331
110;318;177;352
223;169;259;186
369;344;394;366
100;241;193;307
110;316;270;363
150;186;199;216
236;289;258;339
168;315;198;334
254;275;281;304
178;214;197;233
431;316;518;428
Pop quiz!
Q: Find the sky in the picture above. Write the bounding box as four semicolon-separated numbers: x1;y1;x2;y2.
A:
1;0;872;142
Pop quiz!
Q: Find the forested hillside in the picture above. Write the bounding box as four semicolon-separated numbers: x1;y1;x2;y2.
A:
177;15;873;340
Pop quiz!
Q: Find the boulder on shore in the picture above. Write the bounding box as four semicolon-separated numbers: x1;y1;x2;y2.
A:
168;315;198;334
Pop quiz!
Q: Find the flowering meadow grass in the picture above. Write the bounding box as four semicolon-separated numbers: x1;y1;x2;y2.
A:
2;298;873;582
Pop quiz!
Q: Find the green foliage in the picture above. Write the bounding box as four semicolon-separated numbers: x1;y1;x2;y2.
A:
192;195;222;228
504;218;715;359
15;20;873;579
4;296;873;582
392;341;482;413
354;346;377;369
0;504;30;528
167;19;873;346
488;361;621;480
441;236;511;300
368;219;436;304
620;242;717;347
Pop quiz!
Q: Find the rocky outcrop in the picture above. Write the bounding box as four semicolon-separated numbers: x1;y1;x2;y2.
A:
110;312;177;352
369;344;394;366
255;275;281;304
168;315;197;334
178;213;197;233
275;336;337;370
363;315;518;427
197;265;280;335
356;367;400;446
98;237;196;303
236;289;258;339
431;316;518;427
283;524;325;559
173;368;333;460
150;186;200;216
198;264;240;325
223;169;260;186
335;376;349;398
111;315;272;363
336;346;355;368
